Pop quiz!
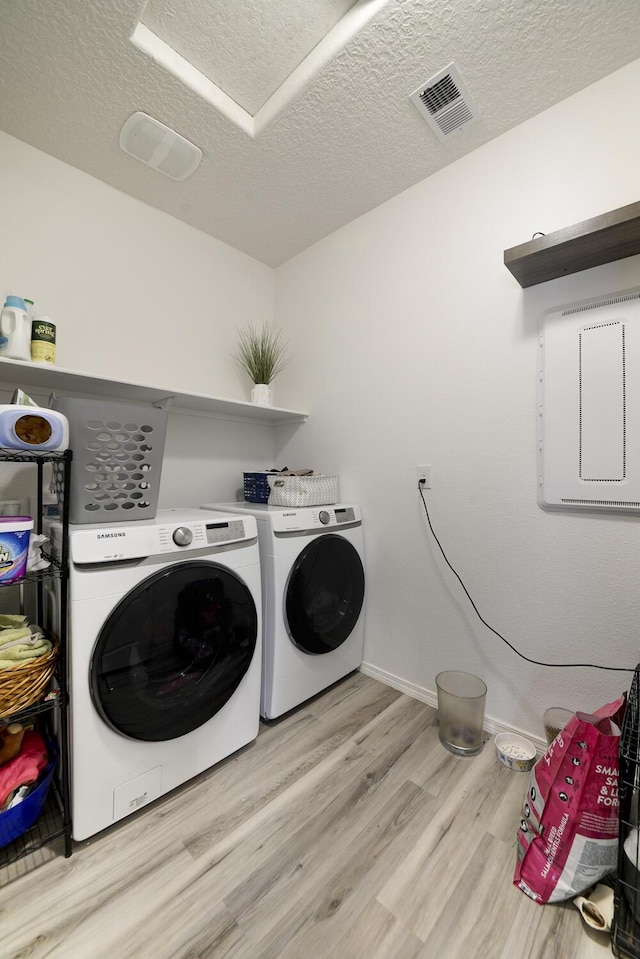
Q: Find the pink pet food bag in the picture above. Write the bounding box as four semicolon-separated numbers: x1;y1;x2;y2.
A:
514;697;625;904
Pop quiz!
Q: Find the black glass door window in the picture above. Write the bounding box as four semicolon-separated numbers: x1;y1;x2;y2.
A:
90;561;257;741
285;535;365;655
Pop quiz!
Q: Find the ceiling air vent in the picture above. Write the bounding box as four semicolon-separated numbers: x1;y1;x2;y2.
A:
410;62;480;141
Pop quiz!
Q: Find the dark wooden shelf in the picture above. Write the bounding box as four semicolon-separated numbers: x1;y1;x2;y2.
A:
504;201;640;288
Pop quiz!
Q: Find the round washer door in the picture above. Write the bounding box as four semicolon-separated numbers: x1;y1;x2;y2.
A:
285;534;365;655
90;560;258;741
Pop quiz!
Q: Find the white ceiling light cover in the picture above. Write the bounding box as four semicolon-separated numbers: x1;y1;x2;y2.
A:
119;112;202;180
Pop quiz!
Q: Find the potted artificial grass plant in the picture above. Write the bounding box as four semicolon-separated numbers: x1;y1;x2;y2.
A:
232;322;292;406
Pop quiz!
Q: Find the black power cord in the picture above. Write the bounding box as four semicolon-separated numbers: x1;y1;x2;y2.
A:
418;483;633;673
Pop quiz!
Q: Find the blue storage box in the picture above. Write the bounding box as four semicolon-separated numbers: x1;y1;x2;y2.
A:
0;749;57;848
243;472;273;504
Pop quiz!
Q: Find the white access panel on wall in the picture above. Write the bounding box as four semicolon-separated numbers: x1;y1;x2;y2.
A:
538;287;640;513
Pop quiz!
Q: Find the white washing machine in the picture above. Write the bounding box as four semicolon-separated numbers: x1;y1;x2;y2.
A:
201;502;365;719
49;508;261;841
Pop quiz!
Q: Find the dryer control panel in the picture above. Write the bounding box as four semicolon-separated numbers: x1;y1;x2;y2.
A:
270;504;360;534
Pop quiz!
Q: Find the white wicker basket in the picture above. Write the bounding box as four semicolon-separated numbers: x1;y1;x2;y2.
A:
267;474;339;507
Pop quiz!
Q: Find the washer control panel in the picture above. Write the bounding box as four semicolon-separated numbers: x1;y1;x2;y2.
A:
69;510;257;564
158;520;247;551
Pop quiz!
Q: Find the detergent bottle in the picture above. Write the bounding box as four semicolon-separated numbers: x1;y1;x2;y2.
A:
0;296;31;361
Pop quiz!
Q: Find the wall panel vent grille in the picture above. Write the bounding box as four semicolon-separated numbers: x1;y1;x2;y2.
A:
561;499;640;508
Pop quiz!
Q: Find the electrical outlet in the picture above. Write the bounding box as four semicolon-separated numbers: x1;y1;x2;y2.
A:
417;465;431;488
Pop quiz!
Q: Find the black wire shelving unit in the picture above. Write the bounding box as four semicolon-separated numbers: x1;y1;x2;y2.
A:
614;664;640;957
0;447;72;873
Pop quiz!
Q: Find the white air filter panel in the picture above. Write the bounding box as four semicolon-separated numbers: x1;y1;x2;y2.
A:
538;288;640;512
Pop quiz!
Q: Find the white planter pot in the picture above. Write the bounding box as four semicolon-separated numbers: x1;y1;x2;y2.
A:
251;383;272;406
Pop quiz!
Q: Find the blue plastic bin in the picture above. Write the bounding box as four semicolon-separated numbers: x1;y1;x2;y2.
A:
0;750;58;848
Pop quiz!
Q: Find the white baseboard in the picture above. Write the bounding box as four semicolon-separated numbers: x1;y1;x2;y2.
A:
359;661;547;754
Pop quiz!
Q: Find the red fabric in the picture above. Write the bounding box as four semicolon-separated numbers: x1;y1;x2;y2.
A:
0;730;48;807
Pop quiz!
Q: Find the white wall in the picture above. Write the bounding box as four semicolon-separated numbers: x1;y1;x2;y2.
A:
0;130;280;508
274;58;640;741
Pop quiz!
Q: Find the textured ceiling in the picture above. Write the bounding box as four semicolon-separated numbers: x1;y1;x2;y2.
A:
1;0;640;267
140;0;360;116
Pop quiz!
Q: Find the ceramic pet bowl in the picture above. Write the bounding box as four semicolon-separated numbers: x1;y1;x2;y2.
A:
494;733;536;772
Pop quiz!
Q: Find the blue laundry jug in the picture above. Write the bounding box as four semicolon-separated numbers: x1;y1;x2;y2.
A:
0;296;31;361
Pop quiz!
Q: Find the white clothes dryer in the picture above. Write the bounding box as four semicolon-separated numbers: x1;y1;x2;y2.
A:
49;508;261;841
201;503;365;720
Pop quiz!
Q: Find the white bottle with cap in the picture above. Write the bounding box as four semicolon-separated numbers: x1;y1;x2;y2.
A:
0;296;31;361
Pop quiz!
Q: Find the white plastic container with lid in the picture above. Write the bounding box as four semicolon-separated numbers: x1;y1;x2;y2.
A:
0;296;31;361
0;405;69;451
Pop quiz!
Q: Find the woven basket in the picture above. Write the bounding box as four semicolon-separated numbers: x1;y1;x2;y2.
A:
267;474;339;507
0;641;59;719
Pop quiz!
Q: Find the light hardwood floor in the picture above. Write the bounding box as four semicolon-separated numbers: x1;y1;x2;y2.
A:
0;673;613;958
